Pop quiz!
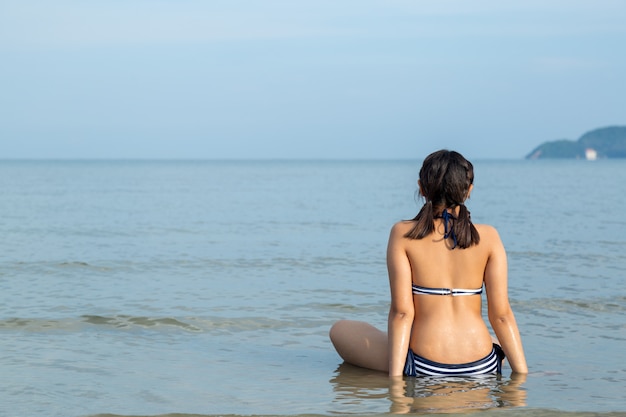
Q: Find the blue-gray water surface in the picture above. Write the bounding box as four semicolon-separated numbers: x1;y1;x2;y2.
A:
0;159;625;417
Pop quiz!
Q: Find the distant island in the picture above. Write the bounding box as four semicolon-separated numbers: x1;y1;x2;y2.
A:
526;126;626;159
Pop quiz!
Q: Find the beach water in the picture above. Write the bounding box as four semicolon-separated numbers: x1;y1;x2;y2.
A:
1;159;625;417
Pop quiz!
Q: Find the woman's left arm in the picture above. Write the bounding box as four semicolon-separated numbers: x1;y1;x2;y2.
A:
387;223;415;377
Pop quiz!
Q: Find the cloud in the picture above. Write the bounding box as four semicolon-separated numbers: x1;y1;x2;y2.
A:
0;0;366;48
2;0;625;49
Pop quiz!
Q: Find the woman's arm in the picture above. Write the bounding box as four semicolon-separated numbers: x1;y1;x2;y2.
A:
483;226;528;374
387;223;415;376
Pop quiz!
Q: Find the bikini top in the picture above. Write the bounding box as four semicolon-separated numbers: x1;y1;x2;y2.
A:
412;284;483;296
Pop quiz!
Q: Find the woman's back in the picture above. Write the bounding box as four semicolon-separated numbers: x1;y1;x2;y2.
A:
392;219;497;364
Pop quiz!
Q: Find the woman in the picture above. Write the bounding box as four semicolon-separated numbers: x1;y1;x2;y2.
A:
329;150;528;377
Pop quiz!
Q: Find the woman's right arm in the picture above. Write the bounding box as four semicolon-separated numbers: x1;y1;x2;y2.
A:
483;226;528;374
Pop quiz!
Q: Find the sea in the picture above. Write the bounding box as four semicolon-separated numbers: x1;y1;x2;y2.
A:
0;159;624;417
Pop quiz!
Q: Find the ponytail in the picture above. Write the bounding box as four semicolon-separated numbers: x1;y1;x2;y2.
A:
404;200;434;240
452;204;480;249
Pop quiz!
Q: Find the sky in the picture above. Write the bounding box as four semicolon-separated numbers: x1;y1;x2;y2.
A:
1;0;625;160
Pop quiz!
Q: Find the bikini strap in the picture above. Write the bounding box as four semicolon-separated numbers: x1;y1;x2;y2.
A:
437;209;457;249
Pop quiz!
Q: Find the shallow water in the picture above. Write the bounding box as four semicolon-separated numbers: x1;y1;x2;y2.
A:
0;159;625;417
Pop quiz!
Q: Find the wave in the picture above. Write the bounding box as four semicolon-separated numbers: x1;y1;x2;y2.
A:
0;313;333;334
81;315;203;332
85;409;626;417
514;296;626;315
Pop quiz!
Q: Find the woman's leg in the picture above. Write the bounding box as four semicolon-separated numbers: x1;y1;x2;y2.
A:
329;320;389;372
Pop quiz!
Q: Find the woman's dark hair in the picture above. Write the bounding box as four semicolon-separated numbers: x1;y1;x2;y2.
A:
404;149;480;249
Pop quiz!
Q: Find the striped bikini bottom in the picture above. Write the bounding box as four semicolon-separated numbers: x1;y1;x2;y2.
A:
404;344;505;377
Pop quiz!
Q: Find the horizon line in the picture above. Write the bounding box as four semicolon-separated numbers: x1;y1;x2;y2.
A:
0;156;532;162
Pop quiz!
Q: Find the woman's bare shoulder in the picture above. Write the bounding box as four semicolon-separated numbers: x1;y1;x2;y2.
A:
389;220;415;236
474;223;503;243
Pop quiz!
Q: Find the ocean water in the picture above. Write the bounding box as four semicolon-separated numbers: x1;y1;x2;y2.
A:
0;159;624;417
